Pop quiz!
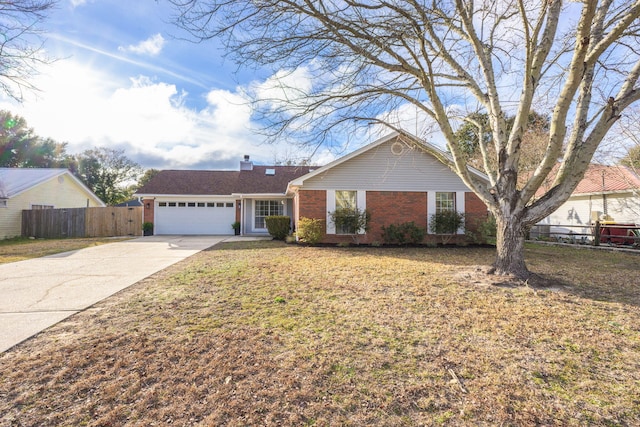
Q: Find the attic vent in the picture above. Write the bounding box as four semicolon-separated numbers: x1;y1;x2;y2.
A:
266;168;276;176
391;141;405;155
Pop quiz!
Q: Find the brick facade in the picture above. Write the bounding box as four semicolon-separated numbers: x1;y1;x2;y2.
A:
295;189;489;245
464;192;489;234
366;191;428;243
142;198;154;224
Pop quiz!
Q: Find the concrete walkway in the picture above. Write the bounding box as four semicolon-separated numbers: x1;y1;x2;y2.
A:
0;235;228;353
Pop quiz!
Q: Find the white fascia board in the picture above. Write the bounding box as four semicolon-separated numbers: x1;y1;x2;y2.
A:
232;193;290;198
135;193;233;199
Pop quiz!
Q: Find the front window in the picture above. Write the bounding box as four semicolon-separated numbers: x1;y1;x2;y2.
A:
255;200;283;229
336;190;357;210
335;190;357;234
0;200;7;208
435;192;456;213
31;204;54;210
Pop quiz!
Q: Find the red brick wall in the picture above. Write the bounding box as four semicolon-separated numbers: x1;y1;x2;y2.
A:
464;192;489;233
297;190;326;221
142;198;154;224
366;191;428;243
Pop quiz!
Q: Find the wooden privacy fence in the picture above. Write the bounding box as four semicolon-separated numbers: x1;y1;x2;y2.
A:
22;207;143;238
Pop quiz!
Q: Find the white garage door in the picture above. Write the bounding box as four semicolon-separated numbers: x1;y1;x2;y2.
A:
155;201;236;235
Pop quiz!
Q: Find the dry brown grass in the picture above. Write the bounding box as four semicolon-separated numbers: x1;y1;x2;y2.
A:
0;237;131;264
1;241;639;426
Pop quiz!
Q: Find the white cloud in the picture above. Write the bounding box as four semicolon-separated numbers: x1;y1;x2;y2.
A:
69;0;87;7
118;33;166;56
0;59;339;169
250;67;314;113
0;60;276;169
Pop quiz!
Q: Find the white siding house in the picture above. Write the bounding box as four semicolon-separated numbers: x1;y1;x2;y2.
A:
536;164;640;240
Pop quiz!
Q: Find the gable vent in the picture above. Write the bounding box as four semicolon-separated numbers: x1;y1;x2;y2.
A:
265;168;276;176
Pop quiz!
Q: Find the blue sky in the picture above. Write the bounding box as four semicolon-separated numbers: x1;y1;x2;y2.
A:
0;0;341;170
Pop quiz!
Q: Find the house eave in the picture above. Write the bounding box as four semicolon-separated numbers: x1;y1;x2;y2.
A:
571;189;638;197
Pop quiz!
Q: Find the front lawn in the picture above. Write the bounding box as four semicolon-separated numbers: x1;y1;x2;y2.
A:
1;241;639;426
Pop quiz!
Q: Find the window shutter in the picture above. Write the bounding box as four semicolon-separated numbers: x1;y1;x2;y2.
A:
326;190;336;234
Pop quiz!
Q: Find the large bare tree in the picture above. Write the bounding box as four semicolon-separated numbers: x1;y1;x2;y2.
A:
0;0;57;101
169;0;640;279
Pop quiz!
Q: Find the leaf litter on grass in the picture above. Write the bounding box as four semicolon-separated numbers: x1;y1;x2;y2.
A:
1;240;639;426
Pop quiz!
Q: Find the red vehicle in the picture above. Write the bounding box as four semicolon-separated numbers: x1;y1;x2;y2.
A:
600;222;640;245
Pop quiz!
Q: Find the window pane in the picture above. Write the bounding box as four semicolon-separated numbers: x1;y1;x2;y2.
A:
435;192;455;213
336;190;357;210
255;200;284;228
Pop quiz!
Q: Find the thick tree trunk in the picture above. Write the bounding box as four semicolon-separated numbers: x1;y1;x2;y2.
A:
493;215;530;279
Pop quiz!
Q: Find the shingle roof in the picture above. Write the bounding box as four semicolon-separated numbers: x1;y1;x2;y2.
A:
0;168;68;198
573;164;640;194
136;166;314;196
535;164;640;197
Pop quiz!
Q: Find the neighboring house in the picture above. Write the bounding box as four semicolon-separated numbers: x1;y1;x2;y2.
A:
536;164;640;238
137;133;489;242
0;168;105;239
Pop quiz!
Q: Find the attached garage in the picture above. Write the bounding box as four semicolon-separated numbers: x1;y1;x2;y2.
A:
154;200;236;235
135;161;313;237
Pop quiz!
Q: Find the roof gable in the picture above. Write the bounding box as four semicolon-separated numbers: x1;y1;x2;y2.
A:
136;165;314;196
0;168;68;198
289;132;487;191
0;167;105;205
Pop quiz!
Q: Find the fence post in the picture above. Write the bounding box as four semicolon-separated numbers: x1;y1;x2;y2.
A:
594;220;601;246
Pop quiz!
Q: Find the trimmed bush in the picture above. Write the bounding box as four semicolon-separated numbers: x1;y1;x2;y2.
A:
382;222;426;245
296;217;324;245
329;208;370;234
429;211;465;244
265;216;291;240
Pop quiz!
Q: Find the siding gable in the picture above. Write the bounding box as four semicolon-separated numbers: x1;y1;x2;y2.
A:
301;139;471;192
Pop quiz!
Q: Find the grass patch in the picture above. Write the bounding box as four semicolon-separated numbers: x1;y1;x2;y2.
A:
0;237;131;264
1;241;639;425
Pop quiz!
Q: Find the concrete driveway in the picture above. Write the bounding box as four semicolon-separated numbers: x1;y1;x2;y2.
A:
0;235;227;353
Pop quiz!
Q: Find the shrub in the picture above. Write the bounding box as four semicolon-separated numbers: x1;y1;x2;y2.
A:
296;217;324;245
265;216;291;240
429;211;465;244
382;222;426;245
329;208;370;235
467;214;496;244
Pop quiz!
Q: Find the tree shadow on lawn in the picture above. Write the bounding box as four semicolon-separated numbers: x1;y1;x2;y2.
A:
211;239;640;308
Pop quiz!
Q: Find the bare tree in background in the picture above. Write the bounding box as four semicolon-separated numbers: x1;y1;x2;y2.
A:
0;0;57;101
169;0;640;279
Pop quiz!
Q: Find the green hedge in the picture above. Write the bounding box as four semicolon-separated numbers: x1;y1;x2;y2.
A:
265;216;291;240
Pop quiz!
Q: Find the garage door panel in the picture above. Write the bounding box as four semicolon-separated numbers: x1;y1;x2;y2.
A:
155;204;235;235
